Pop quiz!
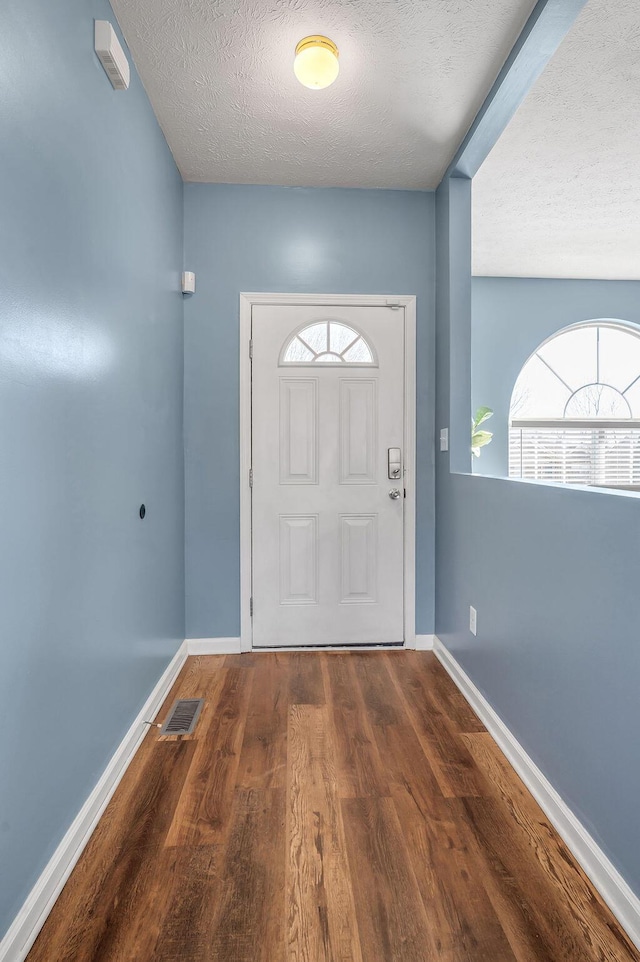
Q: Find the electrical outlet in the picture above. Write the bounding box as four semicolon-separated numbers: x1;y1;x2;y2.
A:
440;428;449;452
469;605;477;636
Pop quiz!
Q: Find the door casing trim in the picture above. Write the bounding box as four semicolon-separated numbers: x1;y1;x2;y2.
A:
239;292;417;652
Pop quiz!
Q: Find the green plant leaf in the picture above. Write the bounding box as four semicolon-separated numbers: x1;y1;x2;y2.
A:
471;407;494;457
471;428;493;458
473;406;494;430
472;429;493;446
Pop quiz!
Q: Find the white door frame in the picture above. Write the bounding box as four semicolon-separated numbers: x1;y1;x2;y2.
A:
239;292;417;652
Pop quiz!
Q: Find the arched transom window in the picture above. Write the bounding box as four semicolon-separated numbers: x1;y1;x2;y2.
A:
281;321;376;365
509;322;640;489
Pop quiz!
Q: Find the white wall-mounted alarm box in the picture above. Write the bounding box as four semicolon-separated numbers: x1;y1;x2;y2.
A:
182;271;196;295
94;21;130;90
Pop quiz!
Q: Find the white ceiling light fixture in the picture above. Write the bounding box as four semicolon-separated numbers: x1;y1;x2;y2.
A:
294;35;339;90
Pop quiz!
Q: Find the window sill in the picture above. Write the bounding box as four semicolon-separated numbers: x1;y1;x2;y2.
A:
457;469;640;500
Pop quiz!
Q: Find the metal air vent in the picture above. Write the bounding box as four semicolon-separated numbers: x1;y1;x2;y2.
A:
160;698;204;736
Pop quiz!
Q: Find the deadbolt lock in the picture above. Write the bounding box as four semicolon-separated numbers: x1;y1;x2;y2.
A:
387;447;402;480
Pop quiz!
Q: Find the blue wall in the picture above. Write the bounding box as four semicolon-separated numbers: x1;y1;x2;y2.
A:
0;0;184;938
472;276;640;477
437;187;640;900
184;184;436;639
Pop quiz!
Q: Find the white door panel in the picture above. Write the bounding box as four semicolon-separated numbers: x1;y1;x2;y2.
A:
279;514;318;605
340;514;378;603
252;304;405;647
340;379;377;483
279;378;318;484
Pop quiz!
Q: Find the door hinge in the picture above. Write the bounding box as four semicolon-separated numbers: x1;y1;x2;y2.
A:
249;339;253;359
249;468;253;488
250;597;254;617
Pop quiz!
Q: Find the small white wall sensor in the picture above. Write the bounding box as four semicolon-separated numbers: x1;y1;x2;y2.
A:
94;21;130;90
439;428;449;452
182;271;196;295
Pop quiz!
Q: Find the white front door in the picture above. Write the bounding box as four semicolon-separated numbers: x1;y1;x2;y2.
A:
251;304;406;647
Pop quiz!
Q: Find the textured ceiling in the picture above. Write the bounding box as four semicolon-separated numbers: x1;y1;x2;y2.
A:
110;0;536;189
473;0;640;279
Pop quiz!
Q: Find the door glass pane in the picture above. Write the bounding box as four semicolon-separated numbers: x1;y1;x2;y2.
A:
329;322;359;354
342;338;374;363
284;338;315;363
316;352;342;362
297;323;328;354
282;322;375;365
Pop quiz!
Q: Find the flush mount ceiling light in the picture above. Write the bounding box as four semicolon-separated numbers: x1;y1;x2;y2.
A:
294;36;339;90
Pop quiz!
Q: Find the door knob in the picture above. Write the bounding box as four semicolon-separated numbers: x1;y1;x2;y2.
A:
388;488;402;500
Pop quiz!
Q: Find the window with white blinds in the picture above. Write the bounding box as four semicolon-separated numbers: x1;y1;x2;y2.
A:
508;323;640;491
509;421;640;489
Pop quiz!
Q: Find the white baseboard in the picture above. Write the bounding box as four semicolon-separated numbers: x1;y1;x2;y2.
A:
187;637;241;655
415;634;435;650
0;641;188;962
433;636;640;952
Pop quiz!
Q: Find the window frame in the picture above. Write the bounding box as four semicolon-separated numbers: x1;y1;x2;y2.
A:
508;321;640;491
279;319;378;367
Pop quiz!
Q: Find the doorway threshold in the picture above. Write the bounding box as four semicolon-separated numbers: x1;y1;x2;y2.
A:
251;641;405;651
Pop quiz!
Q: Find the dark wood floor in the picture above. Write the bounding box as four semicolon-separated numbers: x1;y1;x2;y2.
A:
28;651;639;961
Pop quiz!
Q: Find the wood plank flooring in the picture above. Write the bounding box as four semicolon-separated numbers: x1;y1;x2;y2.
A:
27;651;640;962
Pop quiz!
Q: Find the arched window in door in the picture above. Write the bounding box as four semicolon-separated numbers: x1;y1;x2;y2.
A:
509;322;640;489
281;321;376;365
